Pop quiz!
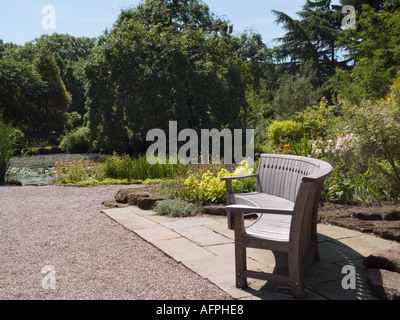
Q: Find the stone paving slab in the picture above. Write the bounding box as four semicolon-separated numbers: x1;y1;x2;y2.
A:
101;206;399;300
172;225;233;247
152;237;215;263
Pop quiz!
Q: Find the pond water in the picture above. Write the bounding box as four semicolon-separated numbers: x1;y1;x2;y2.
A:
9;154;104;186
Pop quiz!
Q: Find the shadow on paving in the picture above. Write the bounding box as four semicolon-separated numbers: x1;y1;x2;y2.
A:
102;206;396;300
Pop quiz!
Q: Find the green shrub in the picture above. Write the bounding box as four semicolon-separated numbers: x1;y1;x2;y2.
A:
0;118;13;185
294;98;344;140
154;199;198;218
60;127;90;153
11;128;26;152
171;161;256;204
346;77;400;186
267;120;305;147
103;154;187;180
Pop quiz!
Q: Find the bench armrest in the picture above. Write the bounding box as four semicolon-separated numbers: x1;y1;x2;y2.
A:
220;174;259;181
226;204;293;215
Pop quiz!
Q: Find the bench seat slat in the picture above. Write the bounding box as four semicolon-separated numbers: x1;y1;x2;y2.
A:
230;192;294;211
246;213;292;242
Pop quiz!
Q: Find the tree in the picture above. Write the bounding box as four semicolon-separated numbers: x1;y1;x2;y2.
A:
332;3;400;103
273;0;348;81
32;44;71;133
3;34;95;121
0;58;46;130
85;0;262;154
0;40;4;59
340;0;391;12
274;60;324;117
0;116;13;185
346;77;400;186
31;34;95;119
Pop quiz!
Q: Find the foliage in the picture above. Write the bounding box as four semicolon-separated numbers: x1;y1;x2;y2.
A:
294;98;345;140
0;58;46;130
267;120;305;148
274;60;324;117
32;44;72;133
5;34;96;120
0;117;13;185
85;0;267;154
171;160;256;204
23;146;62;156
345;78;400;185
103;154;187;181
273;0;348;80
154;199;198;218
52;157;104;183
56;178;172;186
60;127;90;153
333;3;400;103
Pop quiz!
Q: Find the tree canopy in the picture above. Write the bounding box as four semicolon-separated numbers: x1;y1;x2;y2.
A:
1;0;400;157
85;0;268;154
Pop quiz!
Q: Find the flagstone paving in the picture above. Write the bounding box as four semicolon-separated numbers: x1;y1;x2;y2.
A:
102;206;398;300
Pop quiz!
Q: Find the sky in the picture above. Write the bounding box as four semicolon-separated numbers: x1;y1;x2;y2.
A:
0;0;341;47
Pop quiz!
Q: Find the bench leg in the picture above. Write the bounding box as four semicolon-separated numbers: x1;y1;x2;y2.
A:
233;211;247;289
227;211;234;230
289;253;305;299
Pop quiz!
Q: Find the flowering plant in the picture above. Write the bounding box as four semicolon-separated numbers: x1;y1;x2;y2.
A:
172;161;256;203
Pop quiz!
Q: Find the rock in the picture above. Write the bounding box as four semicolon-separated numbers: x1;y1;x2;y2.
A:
115;188;149;204
347;206;400;221
8;181;23;187
102;199;129;209
385;211;400;221
374;226;400;242
364;247;400;273
202;205;226;216
127;192;151;206
354;211;383;221
366;269;400;300
137;197;166;210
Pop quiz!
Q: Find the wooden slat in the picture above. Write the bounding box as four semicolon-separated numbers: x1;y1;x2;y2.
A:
222;154;333;299
246;213;292;242
244;270;291;285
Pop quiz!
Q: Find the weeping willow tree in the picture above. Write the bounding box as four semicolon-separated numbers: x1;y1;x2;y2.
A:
85;0;267;154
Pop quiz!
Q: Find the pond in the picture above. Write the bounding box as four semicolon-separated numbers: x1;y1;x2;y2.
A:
9;154;104;186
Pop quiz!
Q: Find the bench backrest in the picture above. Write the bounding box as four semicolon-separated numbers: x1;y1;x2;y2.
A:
257;154;333;264
256;154;332;203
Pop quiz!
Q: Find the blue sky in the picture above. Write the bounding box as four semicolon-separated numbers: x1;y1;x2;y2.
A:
0;0;340;47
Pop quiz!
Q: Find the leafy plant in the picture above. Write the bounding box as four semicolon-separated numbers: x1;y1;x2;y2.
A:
52;157;104;183
346;78;400;185
267;120;305;147
103;154;187;181
60;127;90;153
171;161;256;204
154;199;198;218
0;118;13;185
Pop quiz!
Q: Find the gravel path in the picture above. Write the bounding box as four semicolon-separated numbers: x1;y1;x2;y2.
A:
0;185;232;300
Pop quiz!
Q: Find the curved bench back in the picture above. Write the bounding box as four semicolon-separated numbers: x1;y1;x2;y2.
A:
256;154;332;202
257;155;333;266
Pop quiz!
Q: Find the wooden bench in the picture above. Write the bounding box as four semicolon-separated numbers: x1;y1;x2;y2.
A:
221;154;332;298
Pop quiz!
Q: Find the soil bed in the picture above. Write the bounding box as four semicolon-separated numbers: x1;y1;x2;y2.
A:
319;202;400;243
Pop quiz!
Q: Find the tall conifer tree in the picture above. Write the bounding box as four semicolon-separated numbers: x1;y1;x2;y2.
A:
32;44;71;133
